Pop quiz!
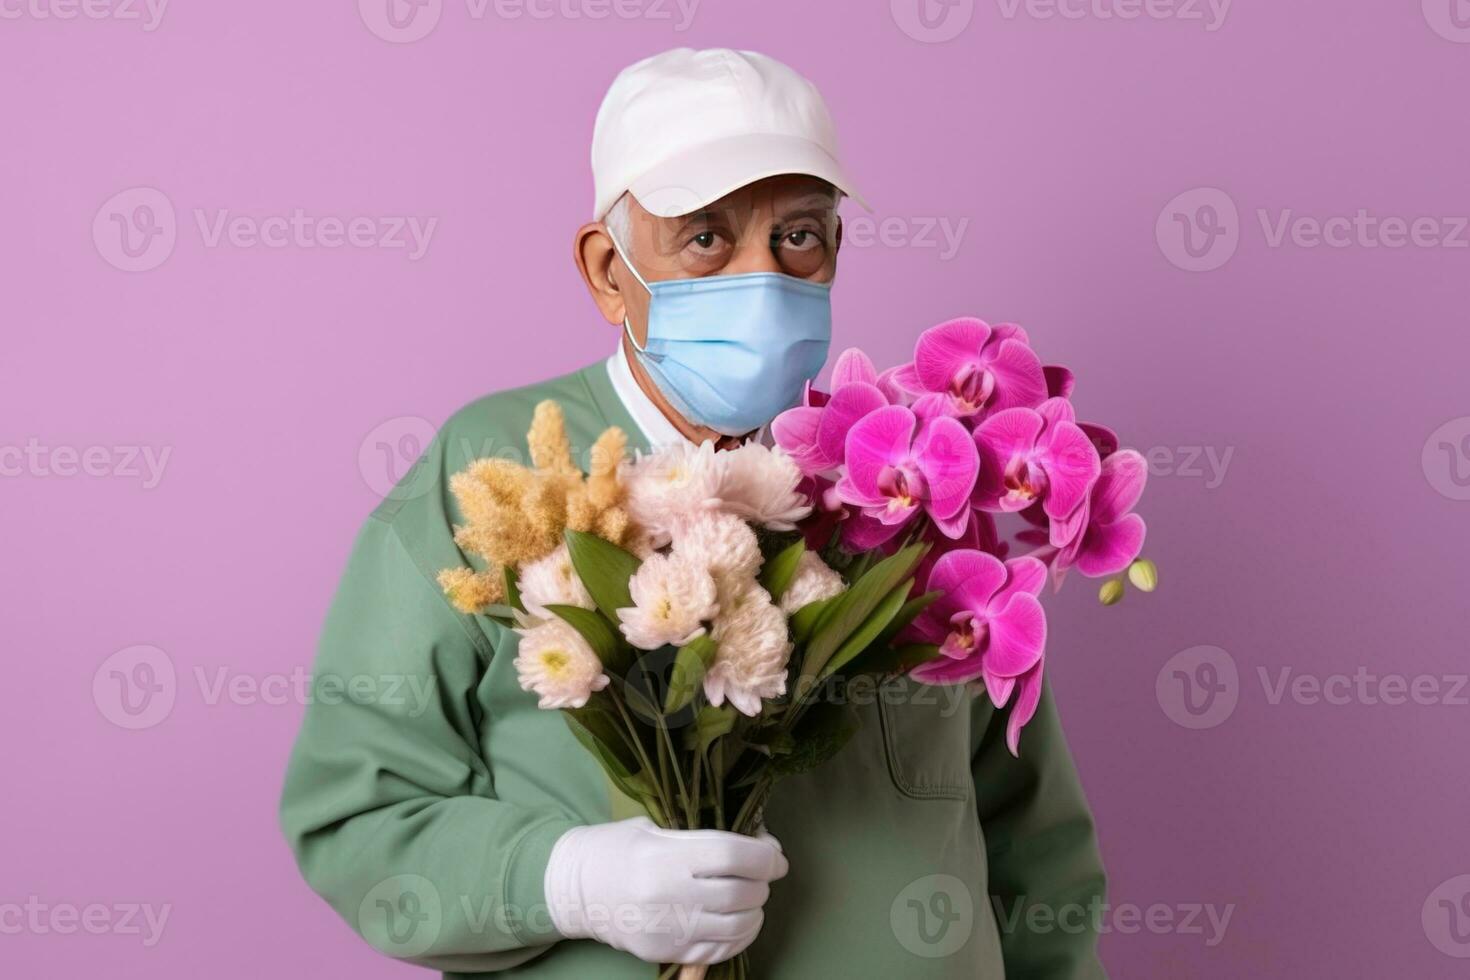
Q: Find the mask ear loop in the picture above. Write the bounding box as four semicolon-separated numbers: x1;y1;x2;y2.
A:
606;229;657;358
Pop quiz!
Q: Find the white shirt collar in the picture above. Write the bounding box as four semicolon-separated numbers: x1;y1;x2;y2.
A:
606;344;690;448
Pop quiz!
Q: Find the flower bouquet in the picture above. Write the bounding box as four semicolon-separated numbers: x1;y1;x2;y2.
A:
438;317;1154;979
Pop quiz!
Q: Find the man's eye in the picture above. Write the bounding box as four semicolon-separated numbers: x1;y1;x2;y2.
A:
691;231;717;249
783;230;823;250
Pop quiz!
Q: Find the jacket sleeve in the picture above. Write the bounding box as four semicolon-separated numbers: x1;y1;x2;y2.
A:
971;680;1108;979
279;514;577;973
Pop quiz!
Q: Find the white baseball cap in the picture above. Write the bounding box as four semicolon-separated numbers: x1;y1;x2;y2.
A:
591;48;865;220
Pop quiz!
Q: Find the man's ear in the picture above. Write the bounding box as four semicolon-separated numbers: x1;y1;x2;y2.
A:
574;222;626;326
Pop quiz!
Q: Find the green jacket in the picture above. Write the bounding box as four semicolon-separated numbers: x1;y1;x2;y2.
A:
280;362;1108;979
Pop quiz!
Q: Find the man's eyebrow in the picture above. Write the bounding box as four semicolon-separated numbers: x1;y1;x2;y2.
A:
773;206;839;224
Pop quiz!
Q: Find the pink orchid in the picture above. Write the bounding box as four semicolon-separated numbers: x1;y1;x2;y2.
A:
773;349;895;476
835;405;979;548
891;317;1049;420
972;400;1101;546
905;551;1048;755
1055;449;1148;578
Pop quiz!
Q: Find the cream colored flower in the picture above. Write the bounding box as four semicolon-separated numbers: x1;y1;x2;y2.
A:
779;550;847;615
705;582;793;716
670;511;762;586
713;443;812;531
617;552;719;651
517;544;594;618
621;441;723;546
514;618;609;709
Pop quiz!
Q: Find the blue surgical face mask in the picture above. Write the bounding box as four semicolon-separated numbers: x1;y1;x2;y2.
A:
609;232;833;436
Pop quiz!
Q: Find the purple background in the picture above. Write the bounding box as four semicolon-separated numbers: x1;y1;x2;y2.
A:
4;1;1469;977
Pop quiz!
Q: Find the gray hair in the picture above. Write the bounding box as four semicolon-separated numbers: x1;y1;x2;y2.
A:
603;193;634;259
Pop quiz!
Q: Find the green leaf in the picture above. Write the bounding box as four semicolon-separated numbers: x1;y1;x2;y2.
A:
799;543;929;684
686;704;736;753
564;706;638;777
789;595;838;645
503;567;525;613
875;591;941;648
820;580;914;681
545;604;632;676
564;709;662;819
758;539;806;604
564;529;641;619
664;634;718;714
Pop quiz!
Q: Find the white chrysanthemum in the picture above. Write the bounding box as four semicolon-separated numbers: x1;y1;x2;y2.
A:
779;550;847;615
713;443;812;530
514;618;609;709
621;441;723;546
617;552;719;650
516;544;594;618
670;512;762;586
705;582;793;716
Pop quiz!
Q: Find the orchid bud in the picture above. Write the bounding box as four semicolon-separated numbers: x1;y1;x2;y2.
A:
1128;558;1159;593
1099;578;1125;606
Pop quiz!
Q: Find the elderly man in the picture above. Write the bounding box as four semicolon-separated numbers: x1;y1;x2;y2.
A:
281;48;1107;979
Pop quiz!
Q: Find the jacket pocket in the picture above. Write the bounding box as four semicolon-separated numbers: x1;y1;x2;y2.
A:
874;675;975;802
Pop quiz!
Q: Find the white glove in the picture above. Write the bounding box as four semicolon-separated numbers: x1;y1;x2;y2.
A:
543;816;788;965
